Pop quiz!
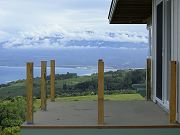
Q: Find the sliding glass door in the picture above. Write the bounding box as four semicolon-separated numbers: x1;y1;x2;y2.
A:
155;0;171;106
156;1;163;100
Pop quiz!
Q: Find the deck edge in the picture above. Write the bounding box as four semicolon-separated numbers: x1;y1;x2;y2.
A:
21;125;180;129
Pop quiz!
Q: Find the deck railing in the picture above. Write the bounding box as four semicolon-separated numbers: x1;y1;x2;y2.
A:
26;62;33;124
146;58;151;101
170;61;177;124
26;59;105;125
98;59;104;125
26;59;178;125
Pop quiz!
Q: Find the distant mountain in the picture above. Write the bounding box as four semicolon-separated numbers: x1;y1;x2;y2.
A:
66;40;147;49
0;30;148;68
0;30;148;49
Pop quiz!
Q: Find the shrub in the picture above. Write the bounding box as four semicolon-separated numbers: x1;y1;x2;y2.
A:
0;97;26;128
0;126;20;135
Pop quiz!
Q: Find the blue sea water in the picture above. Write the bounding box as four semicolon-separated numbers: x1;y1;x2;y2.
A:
0;66;116;84
0;48;147;84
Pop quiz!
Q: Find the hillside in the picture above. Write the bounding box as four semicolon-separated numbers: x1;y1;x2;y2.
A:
0;69;146;99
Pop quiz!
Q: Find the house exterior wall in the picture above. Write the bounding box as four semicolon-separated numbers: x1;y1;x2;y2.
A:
171;0;180;123
152;0;180;123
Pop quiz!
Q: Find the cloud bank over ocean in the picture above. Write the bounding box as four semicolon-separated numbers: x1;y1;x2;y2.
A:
0;0;148;50
0;25;148;49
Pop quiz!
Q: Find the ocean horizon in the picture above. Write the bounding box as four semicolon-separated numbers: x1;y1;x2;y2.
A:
0;65;117;84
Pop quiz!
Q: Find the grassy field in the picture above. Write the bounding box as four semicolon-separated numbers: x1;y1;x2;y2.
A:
56;94;144;101
34;94;144;110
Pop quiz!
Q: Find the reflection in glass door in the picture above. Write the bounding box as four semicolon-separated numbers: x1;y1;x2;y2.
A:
156;1;163;100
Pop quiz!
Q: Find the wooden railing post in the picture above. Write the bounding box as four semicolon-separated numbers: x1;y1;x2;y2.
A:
41;61;47;111
146;58;151;101
98;59;104;125
50;60;55;102
26;62;33;124
170;61;177;124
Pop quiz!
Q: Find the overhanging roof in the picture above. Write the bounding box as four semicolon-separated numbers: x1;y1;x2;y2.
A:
108;0;152;24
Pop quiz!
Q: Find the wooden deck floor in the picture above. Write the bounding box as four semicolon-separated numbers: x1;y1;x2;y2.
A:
22;100;171;126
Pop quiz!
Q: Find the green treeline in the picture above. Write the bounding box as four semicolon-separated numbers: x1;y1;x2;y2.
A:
0;69;146;99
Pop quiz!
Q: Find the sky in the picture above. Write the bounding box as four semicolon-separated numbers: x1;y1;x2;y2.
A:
0;0;148;49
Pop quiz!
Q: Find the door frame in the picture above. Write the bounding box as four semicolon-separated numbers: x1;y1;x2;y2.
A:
153;0;171;110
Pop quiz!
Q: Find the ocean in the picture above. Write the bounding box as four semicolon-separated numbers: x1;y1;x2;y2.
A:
0;66;117;84
0;48;148;84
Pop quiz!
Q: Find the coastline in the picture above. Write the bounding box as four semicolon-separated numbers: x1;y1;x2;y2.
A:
0;66;117;85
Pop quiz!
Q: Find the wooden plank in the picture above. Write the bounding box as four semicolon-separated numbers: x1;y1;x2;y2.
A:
26;62;33;124
41;61;47;111
20;127;180;135
21;125;180;129
146;58;151;100
50;60;55;102
170;61;177;124
98;59;104;125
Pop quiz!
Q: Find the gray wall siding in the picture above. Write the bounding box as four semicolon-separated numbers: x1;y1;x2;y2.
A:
178;0;180;123
171;0;180;122
152;0;180;123
171;0;180;123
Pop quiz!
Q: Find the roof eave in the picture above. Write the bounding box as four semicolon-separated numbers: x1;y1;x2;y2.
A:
108;0;119;24
108;0;152;24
